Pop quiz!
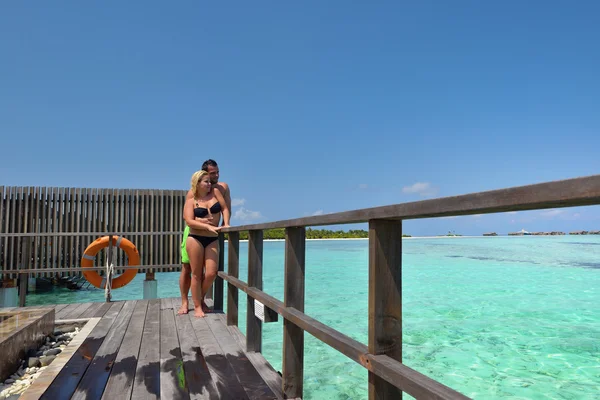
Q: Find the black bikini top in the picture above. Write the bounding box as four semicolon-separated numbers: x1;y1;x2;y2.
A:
194;202;221;218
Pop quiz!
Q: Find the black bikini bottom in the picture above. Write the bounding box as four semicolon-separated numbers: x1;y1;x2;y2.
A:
188;234;219;248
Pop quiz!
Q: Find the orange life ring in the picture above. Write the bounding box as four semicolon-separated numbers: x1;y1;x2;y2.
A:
81;236;140;289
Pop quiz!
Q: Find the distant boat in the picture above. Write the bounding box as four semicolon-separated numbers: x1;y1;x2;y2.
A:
519;229;532;235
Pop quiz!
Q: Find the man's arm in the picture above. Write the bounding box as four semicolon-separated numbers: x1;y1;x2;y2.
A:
214;188;230;227
218;182;231;225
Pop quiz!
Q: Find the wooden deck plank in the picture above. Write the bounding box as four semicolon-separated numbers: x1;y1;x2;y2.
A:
204;313;277;400
160;296;172;310
219;314;284;400
90;302;113;318
20;305;55;311
40;301;125;400
131;299;160;400
101;300;149;400
21;318;102;400
79;302;108;318
54;304;69;313
189;310;250;400
72;300;137;400
160;298;189;399
2;304;59;313
16;299;281;400
62;302;94;319
73;301;104;319
55;303;82;320
170;298;220;399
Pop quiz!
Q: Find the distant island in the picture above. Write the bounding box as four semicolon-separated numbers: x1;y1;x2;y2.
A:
439;231;462;237
508;231;565;236
505;230;600;236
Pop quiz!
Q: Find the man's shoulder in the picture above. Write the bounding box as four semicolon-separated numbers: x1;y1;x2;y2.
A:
216;181;229;192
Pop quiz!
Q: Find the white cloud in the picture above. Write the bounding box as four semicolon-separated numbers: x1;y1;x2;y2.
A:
233;207;263;222
402;182;438;197
540;209;565;218
471;214;482;218
507;211;518;215
231;198;246;207
358;184;369;190
312;210;324;216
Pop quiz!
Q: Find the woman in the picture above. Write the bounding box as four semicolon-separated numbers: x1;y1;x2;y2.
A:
183;169;230;317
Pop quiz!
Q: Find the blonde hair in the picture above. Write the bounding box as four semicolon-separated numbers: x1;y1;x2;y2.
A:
190;170;209;192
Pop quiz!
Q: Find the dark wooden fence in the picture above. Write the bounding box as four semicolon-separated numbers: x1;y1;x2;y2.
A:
214;174;600;400
0;186;187;277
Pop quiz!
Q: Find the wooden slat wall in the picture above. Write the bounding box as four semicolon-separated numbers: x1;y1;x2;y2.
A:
1;187;6;273
0;186;187;277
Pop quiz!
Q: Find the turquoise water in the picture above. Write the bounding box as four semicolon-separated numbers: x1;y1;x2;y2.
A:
26;236;600;399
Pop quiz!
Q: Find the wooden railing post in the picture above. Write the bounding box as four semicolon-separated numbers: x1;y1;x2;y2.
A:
214;233;225;311
283;226;305;398
19;237;32;307
227;231;240;326
247;229;264;352
369;219;403;399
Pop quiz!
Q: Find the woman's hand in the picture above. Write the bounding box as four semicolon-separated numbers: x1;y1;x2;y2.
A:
207;225;222;235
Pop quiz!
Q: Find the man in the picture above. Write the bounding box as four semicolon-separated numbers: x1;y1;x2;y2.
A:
178;159;231;315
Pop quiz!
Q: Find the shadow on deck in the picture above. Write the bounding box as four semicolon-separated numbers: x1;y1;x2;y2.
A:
10;298;283;400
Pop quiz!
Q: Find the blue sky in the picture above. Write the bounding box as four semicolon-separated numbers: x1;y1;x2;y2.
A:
1;1;598;236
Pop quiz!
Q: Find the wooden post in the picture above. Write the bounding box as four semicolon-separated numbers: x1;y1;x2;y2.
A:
368;219;403;399
214;233;225;311
227;231;239;326
107;235;114;267
106;235;114;302
1;278;18;308
143;269;158;299
19;236;32;307
283;226;305;399
247;230;264;352
18;274;27;307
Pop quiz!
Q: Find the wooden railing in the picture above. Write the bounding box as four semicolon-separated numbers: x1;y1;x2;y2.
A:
214;174;600;399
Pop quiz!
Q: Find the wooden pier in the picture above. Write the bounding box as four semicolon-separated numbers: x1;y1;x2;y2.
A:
13;298;282;400
2;175;600;399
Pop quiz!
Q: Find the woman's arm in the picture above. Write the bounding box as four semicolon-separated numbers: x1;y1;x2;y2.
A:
185;189;212;225
214;188;231;227
183;198;220;233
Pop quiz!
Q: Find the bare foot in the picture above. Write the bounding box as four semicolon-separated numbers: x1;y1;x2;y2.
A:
177;301;189;315
194;307;205;318
201;299;210;313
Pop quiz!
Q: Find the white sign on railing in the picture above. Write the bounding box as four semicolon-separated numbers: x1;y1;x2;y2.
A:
254;299;265;321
